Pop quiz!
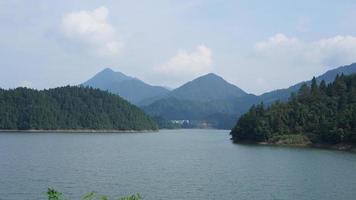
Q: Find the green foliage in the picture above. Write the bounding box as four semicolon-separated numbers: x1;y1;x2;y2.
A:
268;134;311;145
231;74;356;145
47;189;64;200
0;86;158;130
47;189;142;200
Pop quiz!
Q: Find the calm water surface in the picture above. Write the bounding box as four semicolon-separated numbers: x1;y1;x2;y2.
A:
1;129;356;200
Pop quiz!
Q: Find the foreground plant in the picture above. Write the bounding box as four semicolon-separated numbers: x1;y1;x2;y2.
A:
47;188;142;200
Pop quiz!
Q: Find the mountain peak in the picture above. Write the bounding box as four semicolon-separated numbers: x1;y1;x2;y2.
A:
197;73;225;81
83;68;131;89
97;68;130;79
204;72;218;77
82;68;170;105
101;67;114;73
167;72;247;101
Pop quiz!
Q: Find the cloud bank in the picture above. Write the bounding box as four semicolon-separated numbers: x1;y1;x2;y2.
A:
61;6;122;56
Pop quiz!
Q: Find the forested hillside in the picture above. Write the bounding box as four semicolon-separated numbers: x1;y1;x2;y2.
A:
142;73;250;129
231;74;356;145
0;86;158;130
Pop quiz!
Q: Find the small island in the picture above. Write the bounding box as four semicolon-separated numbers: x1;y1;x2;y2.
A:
230;74;356;150
0;86;158;131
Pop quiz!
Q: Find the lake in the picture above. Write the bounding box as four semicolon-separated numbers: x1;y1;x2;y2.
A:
1;129;356;200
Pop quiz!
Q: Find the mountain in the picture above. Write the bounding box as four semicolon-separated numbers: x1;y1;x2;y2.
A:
168;73;247;101
144;63;356;129
0;86;158;130
83;68;131;88
142;73;250;129
231;74;356;146
83;68;170;105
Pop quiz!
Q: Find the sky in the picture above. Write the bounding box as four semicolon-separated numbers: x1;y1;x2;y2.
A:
1;0;356;94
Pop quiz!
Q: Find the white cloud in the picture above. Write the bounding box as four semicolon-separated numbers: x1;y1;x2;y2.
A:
315;36;356;66
256;33;300;50
234;34;356;94
255;34;356;68
61;6;122;56
155;45;213;85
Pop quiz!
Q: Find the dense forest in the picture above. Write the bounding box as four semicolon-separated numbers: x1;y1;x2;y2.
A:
231;74;356;145
0;86;158;130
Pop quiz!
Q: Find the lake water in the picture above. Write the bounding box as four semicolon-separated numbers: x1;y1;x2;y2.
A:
1;129;356;200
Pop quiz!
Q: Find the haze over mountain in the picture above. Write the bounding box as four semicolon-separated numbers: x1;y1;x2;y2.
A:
82;68;170;105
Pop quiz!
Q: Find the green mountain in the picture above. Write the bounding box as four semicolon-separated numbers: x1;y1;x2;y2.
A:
142;73;250;129
168;73;247;101
0;86;158;130
83;68;170;105
231;74;356;145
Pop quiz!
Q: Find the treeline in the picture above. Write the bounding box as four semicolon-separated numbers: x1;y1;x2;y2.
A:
231;74;356;144
0;86;158;130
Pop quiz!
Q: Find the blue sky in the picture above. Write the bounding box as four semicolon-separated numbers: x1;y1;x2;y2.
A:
1;0;356;94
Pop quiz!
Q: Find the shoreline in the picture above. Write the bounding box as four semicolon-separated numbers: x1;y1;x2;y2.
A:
258;142;356;152
0;129;158;133
232;139;356;152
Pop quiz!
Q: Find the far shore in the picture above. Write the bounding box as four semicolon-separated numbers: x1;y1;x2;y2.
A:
0;129;158;133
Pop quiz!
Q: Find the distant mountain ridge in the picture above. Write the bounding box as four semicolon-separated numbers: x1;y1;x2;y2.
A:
143;62;356;129
82;68;170;105
259;63;356;105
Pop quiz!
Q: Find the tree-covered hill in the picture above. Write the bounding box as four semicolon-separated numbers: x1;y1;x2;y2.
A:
0;86;158;130
142;73;251;129
167;73;247;101
231;74;356;145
